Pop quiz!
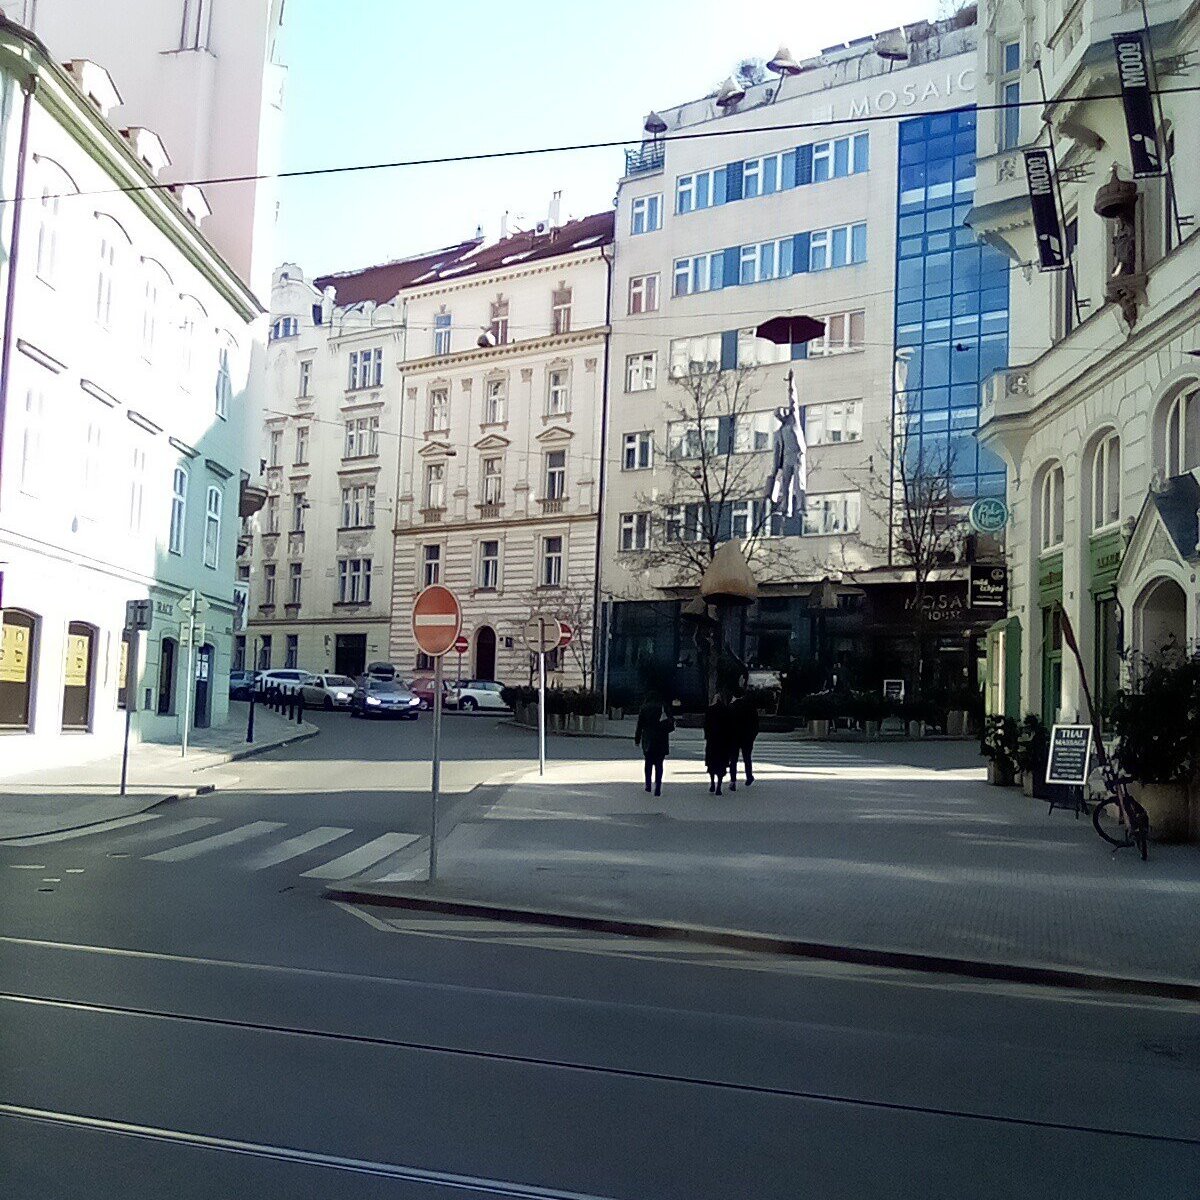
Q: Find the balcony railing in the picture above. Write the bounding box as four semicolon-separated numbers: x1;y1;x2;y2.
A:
625;142;664;176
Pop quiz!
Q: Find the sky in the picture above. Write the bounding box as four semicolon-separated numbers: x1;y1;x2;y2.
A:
274;0;949;276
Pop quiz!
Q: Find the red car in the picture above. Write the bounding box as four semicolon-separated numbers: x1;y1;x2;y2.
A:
406;676;460;711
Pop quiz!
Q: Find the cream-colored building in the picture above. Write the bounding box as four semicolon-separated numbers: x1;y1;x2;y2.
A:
972;0;1199;725
389;210;614;686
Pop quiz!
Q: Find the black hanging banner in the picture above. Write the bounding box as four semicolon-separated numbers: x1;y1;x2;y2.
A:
1112;32;1162;178
1023;149;1067;271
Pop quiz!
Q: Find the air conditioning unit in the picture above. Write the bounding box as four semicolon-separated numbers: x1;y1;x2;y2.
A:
534;219;551;235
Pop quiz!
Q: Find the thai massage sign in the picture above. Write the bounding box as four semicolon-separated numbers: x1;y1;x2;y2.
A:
1046;724;1093;786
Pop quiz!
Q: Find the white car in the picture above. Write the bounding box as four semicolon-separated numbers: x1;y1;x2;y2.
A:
455;680;509;713
300;673;356;710
258;669;316;692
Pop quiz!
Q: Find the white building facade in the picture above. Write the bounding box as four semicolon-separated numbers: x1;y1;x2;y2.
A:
972;0;1199;725
0;23;259;771
388;212;614;687
601;12;1010;706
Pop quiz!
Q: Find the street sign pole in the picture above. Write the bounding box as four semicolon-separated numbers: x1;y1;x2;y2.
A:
182;605;195;758
430;651;443;883
246;635;258;744
119;630;138;797
538;639;546;777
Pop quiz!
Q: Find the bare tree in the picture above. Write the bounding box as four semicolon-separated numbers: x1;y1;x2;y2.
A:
510;580;595;690
857;415;967;698
626;363;789;587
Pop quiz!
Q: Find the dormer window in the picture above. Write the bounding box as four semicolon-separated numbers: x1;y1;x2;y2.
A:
270;316;299;341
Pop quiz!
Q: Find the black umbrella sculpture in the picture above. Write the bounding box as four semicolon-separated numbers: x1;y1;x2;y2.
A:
755;313;826;346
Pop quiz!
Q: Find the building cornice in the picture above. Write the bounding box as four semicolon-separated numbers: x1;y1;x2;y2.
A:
402;326;609;375
393;511;598;537
0;20;262;321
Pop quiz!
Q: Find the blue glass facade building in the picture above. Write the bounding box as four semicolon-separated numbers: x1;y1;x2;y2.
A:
893;108;1009;501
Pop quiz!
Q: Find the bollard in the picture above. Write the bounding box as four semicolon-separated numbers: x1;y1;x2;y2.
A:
296;686;304;724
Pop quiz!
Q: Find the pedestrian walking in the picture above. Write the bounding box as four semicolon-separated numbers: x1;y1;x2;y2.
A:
728;687;759;791
703;692;732;795
634;693;674;797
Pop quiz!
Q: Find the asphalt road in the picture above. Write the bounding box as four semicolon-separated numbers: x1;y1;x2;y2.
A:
1;711;1197;1198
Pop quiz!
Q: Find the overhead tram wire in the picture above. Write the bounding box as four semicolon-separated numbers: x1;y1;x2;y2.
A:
8;83;1200;207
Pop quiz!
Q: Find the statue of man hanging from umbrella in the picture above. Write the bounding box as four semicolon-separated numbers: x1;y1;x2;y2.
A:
755;314;825;524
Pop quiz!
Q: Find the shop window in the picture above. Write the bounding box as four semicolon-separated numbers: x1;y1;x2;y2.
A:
0;609;37;730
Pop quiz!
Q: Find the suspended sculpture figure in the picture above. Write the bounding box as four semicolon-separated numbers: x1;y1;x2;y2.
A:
765;369;807;519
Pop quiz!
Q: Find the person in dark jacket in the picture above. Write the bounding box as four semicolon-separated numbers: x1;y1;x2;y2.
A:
703;692;733;795
634;694;674;797
728;688;760;790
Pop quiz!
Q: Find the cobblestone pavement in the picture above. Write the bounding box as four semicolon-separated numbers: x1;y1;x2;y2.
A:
425;740;1200;983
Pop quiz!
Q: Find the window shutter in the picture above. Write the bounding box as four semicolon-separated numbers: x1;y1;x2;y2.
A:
792;232;810;274
795;144;813;186
720;330;739;371
722;246;741;286
725;161;744;201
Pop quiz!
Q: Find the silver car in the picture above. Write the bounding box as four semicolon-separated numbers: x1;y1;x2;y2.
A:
350;678;421;719
301;673;356;711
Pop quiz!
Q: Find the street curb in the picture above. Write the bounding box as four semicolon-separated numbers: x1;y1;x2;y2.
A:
0;783;215;844
322;885;1200;1004
495;720;976;746
194;725;319;769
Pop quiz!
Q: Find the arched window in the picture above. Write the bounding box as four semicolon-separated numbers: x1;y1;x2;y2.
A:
61;621;97;731
1163;386;1198;477
140;258;174;363
214;333;235;419
32;156;77;286
94;214;131;331
178;295;207;385
0;608;38;731
1090;431;1120;531
204;484;222;568
1040;463;1064;552
169;466;188;555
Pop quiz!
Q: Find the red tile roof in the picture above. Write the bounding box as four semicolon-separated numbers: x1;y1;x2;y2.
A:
313;211;614;306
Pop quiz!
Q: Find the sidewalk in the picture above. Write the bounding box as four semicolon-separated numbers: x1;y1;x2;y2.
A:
332;739;1200;989
0;703;317;840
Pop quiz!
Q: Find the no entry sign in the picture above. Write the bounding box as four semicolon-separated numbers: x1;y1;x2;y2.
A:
558;621;574;650
412;585;462;658
453;633;469;655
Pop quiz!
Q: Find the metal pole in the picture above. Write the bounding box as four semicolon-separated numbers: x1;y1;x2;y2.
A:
246;637;257;743
429;652;443;883
601;598;613;716
119;707;133;796
181;606;195;757
538;641;547;777
119;627;136;796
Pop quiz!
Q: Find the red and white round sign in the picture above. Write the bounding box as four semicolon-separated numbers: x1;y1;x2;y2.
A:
558;621;574;650
453;633;469;655
412;585;462;658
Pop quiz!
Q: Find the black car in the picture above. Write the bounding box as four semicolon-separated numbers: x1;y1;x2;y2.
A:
349;678;421;719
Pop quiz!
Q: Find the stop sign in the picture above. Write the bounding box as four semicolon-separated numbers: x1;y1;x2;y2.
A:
558;621;574;650
412;585;462;657
453;633;469;655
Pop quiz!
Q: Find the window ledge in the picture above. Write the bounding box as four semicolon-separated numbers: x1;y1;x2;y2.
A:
333;601;373;609
543;411;572;422
479;421;509;431
337;524;377;533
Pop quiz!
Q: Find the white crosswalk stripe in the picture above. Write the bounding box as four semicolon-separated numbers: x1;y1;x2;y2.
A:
299;832;422;881
144;821;286;862
243;826;353;869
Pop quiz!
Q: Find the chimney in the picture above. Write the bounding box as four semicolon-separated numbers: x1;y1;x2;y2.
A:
499;211;510;240
321;286;336;325
547;190;562;229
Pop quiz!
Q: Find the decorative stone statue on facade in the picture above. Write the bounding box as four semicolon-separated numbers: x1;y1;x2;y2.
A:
765;369;806;518
1094;166;1144;327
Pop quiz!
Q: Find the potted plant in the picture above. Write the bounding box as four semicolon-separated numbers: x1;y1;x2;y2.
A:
981;714;1019;787
1016;714;1050;798
802;691;837;738
853;690;887;739
1111;653;1200;842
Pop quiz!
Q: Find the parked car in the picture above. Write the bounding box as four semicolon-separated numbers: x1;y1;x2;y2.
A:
456;680;510;713
258;669;317;695
228;670;259;700
407;675;460;711
364;661;398;681
300;673;357;711
349;678;421;719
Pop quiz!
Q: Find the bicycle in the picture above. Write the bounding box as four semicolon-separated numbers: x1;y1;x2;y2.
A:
1090;760;1150;860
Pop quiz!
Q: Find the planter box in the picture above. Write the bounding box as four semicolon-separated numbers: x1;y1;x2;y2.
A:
810;719;831;739
1022;773;1034;798
946;710;968;738
986;760;1014;787
864;720;880;740
907;720;925;739
1129;780;1191;843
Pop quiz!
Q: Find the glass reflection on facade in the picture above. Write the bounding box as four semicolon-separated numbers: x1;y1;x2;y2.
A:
892;108;1009;501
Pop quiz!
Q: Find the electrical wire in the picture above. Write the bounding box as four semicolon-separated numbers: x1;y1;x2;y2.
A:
13;83;1200;206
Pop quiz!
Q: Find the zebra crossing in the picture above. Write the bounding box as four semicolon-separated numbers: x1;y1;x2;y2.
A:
3;812;423;883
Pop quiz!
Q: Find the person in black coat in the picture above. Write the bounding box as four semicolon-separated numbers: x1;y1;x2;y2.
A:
634;694;674;797
728;688;760;790
703;692;733;795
